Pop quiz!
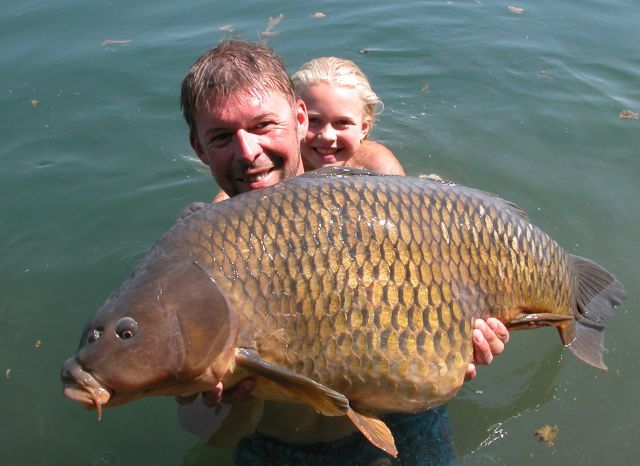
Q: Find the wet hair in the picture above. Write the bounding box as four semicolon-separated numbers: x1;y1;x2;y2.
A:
181;40;296;135
290;56;382;129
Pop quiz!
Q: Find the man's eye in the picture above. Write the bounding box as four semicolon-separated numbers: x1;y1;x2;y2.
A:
209;133;231;146
254;121;274;131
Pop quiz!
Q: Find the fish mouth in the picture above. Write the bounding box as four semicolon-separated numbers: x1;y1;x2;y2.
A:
61;357;112;419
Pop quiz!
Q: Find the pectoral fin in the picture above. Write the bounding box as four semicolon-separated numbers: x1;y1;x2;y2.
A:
507;313;573;331
234;348;349;416
346;408;398;459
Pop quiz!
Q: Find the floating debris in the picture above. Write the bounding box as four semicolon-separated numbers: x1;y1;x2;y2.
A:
535;425;559;447
421;81;430;93
5;368;11;379
539;70;553;80
619;109;639;120
34;339;42;349
312;12;326;18
259;13;283;42
268;13;284;27
102;40;132;46
219;25;234;32
31;99;39;108
422;173;443;182
419;173;456;186
508;6;524;14
360;48;372;55
91;451;120;466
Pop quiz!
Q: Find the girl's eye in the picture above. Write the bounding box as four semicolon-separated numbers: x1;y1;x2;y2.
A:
308;117;321;125
115;317;138;340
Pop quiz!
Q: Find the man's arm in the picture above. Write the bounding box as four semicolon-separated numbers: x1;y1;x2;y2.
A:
176;189;229;220
212;189;230;203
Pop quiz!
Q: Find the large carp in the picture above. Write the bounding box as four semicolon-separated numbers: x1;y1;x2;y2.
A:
61;167;625;456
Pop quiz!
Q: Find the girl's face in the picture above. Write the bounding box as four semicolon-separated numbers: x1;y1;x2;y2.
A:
299;83;370;169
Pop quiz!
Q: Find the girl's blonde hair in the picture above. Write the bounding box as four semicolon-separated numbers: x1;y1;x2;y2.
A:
291;57;383;128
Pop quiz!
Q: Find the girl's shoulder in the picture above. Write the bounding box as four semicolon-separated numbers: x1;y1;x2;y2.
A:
348;140;405;175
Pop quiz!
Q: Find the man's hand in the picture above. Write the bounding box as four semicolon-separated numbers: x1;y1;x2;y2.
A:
176;379;257;442
178;201;207;220
176;379;256;407
465;318;510;381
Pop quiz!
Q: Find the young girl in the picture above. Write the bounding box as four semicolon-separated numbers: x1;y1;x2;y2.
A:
291;56;405;175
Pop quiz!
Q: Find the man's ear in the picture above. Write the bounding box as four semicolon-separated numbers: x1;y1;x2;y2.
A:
190;132;209;166
295;98;309;142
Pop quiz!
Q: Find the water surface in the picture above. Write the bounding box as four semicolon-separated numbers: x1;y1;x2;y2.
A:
1;1;638;464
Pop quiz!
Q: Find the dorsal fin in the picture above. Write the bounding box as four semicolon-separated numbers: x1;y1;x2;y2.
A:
502;199;529;221
483;193;529;221
416;174;530;222
301;166;379;178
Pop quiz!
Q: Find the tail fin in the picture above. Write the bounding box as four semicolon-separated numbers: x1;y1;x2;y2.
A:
561;255;626;371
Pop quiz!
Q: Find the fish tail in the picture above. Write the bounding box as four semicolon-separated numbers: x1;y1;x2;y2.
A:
559;255;626;371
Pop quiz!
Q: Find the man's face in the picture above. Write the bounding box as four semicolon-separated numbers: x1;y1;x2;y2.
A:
190;90;308;197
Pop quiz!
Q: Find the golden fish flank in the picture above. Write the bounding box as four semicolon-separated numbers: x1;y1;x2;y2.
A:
62;167;625;458
202;170;596;397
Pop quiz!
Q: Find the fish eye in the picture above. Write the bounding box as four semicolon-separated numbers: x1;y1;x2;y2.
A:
115;317;138;340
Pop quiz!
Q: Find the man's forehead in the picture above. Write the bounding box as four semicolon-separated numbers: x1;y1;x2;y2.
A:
205;88;292;115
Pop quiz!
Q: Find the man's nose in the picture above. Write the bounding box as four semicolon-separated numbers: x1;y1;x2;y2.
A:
235;129;261;161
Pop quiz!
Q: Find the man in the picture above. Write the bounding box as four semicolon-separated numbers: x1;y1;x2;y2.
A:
179;40;509;465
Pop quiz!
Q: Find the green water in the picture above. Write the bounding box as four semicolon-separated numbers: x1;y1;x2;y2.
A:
1;0;638;464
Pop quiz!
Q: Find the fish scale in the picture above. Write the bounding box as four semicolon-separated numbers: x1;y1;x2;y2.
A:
183;172;573;411
62;167;625;456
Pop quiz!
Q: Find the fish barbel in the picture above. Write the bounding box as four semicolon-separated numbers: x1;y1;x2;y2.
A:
61;167;626;456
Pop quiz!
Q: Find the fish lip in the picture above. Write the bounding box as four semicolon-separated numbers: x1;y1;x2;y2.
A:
63;382;112;407
61;357;113;412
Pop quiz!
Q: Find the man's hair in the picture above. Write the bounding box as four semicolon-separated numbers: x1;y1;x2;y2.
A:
181;40;296;135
